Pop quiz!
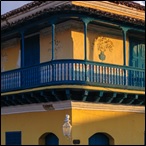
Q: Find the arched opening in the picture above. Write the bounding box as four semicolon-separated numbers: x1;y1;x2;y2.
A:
39;132;59;145
89;132;114;145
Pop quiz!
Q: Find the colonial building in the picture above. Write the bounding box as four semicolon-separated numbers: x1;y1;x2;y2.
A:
1;1;145;145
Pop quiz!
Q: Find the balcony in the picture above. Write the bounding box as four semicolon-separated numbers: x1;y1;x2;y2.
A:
1;59;145;93
1;59;145;107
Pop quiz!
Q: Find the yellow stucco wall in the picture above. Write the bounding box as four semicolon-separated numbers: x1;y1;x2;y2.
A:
40;25;73;63
1;109;71;145
71;22;129;66
1;21;130;72
40;32;52;62
72;109;145;145
1;108;145;145
1;39;20;72
1;23;73;72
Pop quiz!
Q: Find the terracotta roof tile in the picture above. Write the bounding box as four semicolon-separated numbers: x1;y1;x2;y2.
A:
1;2;145;31
111;1;145;10
1;1;145;20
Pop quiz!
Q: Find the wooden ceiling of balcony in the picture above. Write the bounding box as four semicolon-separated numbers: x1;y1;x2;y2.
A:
1;88;145;107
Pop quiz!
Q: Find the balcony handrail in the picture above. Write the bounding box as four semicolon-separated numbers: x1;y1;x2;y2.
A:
1;59;145;93
1;59;145;74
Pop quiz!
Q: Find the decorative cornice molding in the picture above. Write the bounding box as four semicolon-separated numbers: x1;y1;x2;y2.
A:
1;100;144;115
72;1;145;20
71;101;145;113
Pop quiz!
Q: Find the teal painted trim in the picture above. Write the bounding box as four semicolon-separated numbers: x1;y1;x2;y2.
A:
48;17;58;24
83;22;88;60
49;17;57;61
20;31;25;67
128;28;145;33
81;17;95;61
122;30;126;66
82;90;89;101
123;30;126;85
65;89;70;99
121;27;129;66
1;59;145;93
81;17;95;24
51;24;55;60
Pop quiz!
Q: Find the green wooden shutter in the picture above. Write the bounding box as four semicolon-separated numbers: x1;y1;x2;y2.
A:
130;39;145;69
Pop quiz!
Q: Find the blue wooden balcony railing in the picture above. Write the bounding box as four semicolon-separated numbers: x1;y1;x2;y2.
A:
1;59;145;93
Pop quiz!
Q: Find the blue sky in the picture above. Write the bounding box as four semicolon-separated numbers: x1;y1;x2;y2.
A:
1;1;32;14
1;1;145;15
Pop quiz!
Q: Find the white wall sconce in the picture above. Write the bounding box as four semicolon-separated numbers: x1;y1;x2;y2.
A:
62;114;72;139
